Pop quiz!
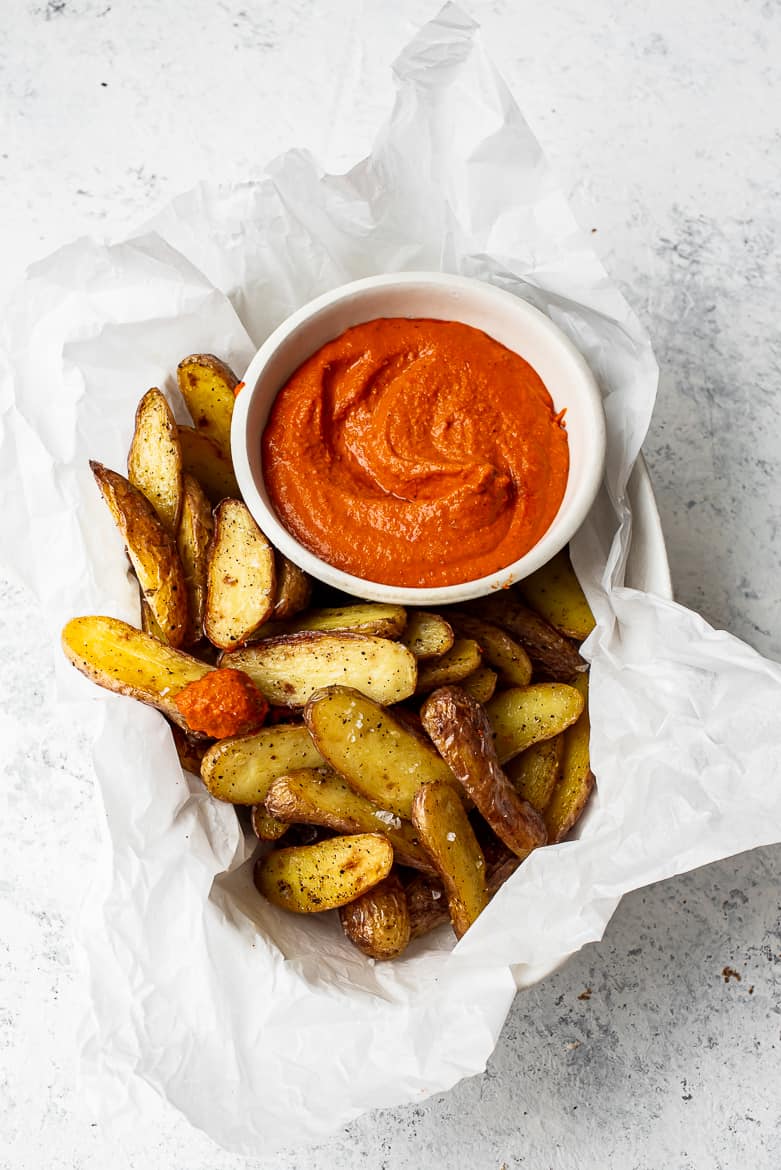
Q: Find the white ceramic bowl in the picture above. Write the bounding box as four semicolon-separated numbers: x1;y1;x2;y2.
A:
231;272;606;605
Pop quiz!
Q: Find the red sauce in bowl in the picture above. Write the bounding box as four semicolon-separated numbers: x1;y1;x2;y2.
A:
262;318;569;588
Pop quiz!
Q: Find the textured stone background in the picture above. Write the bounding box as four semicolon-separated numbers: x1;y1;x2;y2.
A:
1;1;780;1167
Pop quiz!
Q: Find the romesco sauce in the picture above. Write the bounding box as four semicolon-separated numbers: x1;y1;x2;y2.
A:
262;318;569;588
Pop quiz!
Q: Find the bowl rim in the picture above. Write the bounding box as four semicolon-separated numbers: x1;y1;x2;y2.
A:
231;271;607;604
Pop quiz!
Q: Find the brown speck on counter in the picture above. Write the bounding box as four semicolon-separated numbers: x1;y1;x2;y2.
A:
722;966;742;983
578;987;592;1001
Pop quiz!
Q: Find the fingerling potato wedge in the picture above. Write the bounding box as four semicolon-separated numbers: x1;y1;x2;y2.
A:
265;767;435;872
518;548;596;641
486;683;584;763
178;425;240;503
304;686;456;819
251;805;290;841
505;735;564;812
91;462;188;647
421;686;547;859
459;666;498;704
177;353;238;459
544;672;595;842
272;556;312;620
127;388;183;535
448;612;532;687
467;595;584;681
415;638;482;694
402;611;454;659
255;603;407;641
254;833;393;914
200;723;325;804
61;616;211;729
204;499;276;650
224;631;416;707
411;781;488;938
339;874;411;960
177;473;214;645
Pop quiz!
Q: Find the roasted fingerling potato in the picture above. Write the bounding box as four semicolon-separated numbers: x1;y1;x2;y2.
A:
339;874;411;961
177;473;214;645
91;461;188;647
411;780;488;938
485;682;584;763
401;611;455;660
127;388;183;535
544;672;595;842
505;735;564;812
177;353;238;460
62;616;211;730
467;594;585;681
251;805;290;842
271;555;313;620
200;723;326;805
255;602;407;641
448;612;533;687
225;631;417;707
177;424;240;503
415;637;482;694
304;686;457;819
254;833;394;914
204;499;276;650
421;686;547;859
518;547;596;641
264;767;436;872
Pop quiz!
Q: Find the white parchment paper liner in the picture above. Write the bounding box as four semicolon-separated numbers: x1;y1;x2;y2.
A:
2;4;781;1154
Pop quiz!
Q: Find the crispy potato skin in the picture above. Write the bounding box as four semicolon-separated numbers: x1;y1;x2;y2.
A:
225;632;417;707
304;685;456;819
485;683;584;763
204;499;276;650
272;556;312;620
177;353;238;459
200;723;325;805
421;686;547;859
91;461;188;647
466;594;584;681
127;388;183;535
411;780;488;938
448;612;532;686
402;611;455;660
178;425;240;503
254;833;394;913
177;473;214;645
339;874;411;960
518;548;596;640
61;616;211;729
265;767;436;872
415;638;482;694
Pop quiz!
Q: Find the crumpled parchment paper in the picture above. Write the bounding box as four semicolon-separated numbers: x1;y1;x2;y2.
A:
2;3;781;1155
